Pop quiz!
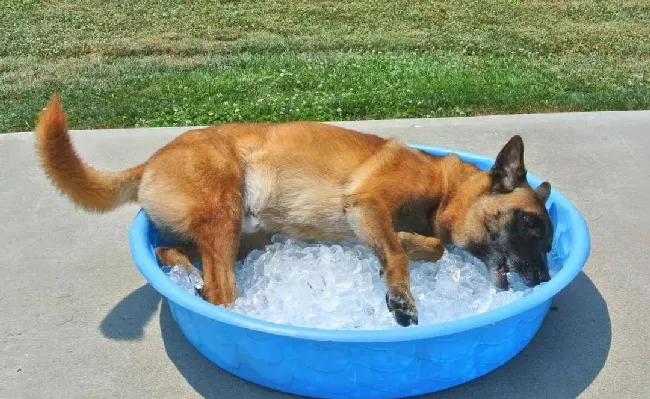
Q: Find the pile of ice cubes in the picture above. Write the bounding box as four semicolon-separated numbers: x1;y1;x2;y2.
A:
163;235;560;330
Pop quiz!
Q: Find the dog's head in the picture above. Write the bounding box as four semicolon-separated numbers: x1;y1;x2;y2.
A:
440;135;553;289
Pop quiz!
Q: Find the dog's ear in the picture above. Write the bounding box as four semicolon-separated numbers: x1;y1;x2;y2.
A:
490;135;527;193
535;181;551;204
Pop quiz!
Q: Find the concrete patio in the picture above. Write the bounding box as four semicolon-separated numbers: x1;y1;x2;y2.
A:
1;111;649;398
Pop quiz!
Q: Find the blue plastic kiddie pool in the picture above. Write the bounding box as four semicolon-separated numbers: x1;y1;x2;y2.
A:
128;144;591;399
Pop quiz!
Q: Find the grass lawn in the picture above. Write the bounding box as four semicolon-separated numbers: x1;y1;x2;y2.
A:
1;0;649;132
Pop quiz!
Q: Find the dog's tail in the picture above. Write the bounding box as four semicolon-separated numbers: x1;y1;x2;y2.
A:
34;94;145;212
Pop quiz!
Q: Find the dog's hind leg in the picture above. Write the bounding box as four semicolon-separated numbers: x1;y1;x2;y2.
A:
156;231;270;274
139;141;244;307
155;244;200;273
189;200;242;306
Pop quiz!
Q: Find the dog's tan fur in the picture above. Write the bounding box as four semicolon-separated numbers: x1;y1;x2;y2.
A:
35;94;551;326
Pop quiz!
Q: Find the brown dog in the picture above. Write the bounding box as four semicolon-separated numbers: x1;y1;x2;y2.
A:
35;95;553;327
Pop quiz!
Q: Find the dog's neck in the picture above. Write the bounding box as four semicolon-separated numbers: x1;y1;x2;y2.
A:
423;154;488;244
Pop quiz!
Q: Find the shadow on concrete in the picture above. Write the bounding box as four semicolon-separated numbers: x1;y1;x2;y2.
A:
101;271;610;399
100;284;162;340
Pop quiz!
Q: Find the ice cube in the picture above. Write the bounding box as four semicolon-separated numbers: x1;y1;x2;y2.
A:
165;265;202;297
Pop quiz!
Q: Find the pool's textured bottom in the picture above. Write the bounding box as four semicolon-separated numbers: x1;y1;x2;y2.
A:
169;299;550;399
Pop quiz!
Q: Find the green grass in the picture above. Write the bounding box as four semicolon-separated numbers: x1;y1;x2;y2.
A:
2;0;649;132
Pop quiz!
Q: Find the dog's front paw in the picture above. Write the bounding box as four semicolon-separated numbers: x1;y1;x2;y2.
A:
397;231;444;263
385;289;418;327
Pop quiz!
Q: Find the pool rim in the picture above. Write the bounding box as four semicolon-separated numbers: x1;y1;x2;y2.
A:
129;143;591;343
